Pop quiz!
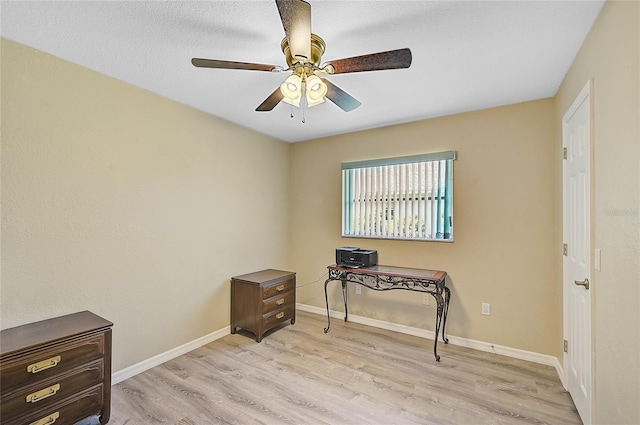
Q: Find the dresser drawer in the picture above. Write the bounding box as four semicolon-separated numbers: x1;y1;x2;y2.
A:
231;269;296;343
1;359;104;422
263;278;295;299
263;305;295;330
1;312;112;425
4;383;104;425
1;334;105;394
262;291;295;314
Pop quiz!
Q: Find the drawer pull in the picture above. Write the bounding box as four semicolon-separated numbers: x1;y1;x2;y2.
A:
26;384;60;403
276;285;285;292
276;312;285;320
276;298;285;306
27;356;61;374
30;412;59;425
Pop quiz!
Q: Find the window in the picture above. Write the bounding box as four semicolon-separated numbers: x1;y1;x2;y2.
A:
342;151;456;241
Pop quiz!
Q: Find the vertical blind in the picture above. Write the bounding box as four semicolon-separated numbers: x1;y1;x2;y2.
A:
342;151;456;241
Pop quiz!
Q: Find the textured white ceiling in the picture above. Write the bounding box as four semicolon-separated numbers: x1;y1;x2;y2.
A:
1;0;604;143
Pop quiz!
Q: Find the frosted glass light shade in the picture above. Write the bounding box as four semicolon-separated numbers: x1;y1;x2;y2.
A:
280;75;302;107
306;75;327;107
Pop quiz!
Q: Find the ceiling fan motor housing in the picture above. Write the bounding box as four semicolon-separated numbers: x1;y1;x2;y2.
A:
281;33;326;75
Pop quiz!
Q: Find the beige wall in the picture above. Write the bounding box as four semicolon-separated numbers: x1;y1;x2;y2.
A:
2;1;638;420
290;98;560;356
0;39;291;372
555;1;639;423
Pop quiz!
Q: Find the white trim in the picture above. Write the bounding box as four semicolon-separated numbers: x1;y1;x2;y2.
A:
112;306;565;386
562;79;592;122
297;303;564;380
112;326;230;384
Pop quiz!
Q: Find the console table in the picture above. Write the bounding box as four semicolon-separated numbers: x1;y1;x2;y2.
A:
323;265;450;361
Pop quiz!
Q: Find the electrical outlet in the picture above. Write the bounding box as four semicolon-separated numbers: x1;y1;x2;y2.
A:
482;303;491;316
355;284;362;295
422;294;430;305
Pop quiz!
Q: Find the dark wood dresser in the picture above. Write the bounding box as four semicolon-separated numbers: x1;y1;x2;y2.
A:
231;269;296;342
0;311;113;425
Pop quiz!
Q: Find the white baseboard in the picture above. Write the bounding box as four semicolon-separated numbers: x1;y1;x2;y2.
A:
297;303;564;381
112;306;564;386
112;326;230;384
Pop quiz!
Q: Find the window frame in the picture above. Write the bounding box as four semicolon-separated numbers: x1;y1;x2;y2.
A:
341;151;456;242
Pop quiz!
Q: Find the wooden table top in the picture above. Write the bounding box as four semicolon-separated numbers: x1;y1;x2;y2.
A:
328;264;446;282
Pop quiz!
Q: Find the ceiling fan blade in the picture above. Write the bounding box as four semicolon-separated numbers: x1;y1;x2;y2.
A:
191;58;280;72
276;0;311;61
322;79;361;112
256;87;285;111
324;48;412;74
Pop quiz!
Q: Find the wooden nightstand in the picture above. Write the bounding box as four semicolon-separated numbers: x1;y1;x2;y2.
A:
231;269;296;342
0;311;113;425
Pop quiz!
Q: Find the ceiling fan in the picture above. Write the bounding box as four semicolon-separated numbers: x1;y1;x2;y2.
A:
191;0;412;113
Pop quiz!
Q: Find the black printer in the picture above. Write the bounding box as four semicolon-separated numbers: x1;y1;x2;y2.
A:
336;247;378;268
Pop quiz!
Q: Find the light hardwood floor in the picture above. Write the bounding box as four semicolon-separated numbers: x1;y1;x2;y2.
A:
110;311;580;424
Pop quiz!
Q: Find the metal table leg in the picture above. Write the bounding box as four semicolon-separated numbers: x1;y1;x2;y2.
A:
432;291;445;362
342;280;349;322
323;278;333;333
441;286;451;344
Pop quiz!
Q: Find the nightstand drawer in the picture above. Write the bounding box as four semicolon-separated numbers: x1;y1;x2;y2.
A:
4;383;104;425
1;359;104;422
262;291;295;314
263;306;294;330
1;334;105;394
263;278;295;299
231;269;296;343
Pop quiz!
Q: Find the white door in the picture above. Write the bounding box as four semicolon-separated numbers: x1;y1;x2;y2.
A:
563;81;592;424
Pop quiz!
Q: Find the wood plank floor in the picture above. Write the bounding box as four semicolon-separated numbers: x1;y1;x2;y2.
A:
110;311;581;424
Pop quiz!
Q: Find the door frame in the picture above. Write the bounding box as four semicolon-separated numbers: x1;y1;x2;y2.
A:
562;79;594;423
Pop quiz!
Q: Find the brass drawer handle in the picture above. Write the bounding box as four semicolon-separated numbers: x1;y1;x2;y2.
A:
27;356;61;374
276;298;285;306
30;412;59;425
26;384;60;403
276;285;285;292
276;312;285;320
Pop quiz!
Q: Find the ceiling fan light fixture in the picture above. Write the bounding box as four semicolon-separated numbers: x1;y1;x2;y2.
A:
280;74;302;106
305;75;327;107
193;0;412;115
